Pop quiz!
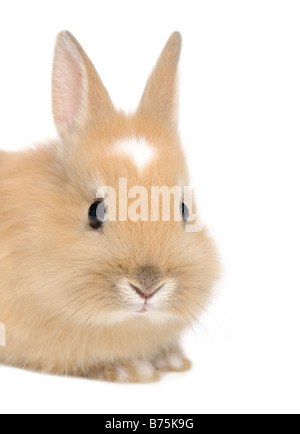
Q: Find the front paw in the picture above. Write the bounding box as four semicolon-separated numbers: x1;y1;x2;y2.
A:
152;349;192;373
91;350;191;383
96;360;160;384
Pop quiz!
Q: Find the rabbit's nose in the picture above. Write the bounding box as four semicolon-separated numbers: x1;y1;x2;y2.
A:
134;265;162;294
129;283;165;300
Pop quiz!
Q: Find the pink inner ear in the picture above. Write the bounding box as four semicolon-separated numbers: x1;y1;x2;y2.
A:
55;49;84;129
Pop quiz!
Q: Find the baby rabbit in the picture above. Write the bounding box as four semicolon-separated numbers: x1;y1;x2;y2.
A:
0;31;219;382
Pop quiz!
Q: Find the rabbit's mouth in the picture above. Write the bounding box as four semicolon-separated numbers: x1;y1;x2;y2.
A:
117;279;177;315
136;305;148;314
131;283;166;314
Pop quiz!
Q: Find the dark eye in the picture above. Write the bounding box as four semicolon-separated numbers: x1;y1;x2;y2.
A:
88;199;107;230
181;202;190;223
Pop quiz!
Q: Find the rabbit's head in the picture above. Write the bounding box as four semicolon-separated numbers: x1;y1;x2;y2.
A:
46;31;219;326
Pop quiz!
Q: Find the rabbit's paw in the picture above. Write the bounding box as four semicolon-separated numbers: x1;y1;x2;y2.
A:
98;360;160;383
152;349;192;373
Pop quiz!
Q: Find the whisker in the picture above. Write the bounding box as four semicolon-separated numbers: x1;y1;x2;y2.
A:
65;309;96;377
191;298;236;347
81;326;95;378
183;305;214;344
42;293;100;373
47;293;87;321
170;304;198;339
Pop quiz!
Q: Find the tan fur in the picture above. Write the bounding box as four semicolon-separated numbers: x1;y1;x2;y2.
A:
0;32;219;382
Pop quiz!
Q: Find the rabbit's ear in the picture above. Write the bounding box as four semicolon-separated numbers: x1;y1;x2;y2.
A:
52;31;115;139
137;32;182;131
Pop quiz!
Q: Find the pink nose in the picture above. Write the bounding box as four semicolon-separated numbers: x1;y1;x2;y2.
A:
129;283;164;300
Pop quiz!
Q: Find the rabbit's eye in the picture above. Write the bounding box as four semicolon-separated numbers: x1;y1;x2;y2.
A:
88;199;107;230
181;202;190;223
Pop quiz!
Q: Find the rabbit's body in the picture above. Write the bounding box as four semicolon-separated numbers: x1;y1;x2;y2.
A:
0;135;191;380
0;32;219;382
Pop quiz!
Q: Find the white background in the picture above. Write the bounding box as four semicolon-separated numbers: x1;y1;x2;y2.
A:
0;0;300;414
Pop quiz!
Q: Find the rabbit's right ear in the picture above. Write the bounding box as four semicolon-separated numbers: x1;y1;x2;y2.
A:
52;31;116;139
137;32;182;131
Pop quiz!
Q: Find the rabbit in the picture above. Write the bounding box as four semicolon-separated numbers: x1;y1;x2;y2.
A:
0;31;219;382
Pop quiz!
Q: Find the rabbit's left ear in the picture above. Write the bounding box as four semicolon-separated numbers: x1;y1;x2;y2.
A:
52;31;116;139
137;32;182;131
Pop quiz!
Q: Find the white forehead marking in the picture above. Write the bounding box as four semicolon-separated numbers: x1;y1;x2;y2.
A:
114;137;156;172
